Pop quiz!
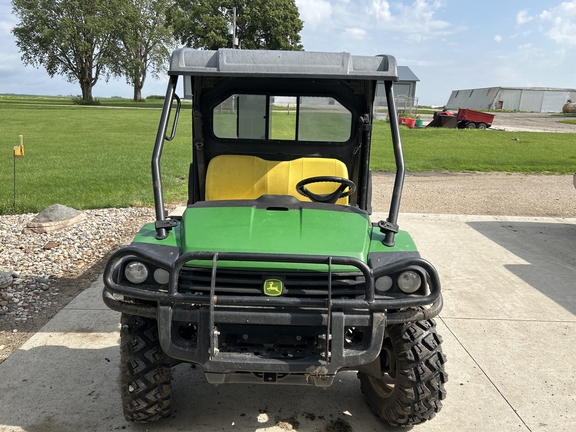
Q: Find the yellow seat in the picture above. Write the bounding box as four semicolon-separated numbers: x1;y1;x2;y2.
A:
205;155;350;204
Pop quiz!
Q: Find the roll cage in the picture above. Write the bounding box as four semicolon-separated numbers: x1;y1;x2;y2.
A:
152;49;404;247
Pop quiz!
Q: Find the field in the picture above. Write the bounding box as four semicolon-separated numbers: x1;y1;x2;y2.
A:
1;97;191;214
372;120;576;173
1;96;575;214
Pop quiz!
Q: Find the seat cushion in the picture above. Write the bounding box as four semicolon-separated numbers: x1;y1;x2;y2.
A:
205;155;350;204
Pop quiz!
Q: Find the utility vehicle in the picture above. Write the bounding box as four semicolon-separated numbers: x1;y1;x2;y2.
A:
103;48;447;427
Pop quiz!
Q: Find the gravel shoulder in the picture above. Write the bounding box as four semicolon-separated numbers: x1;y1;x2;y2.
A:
372;171;576;217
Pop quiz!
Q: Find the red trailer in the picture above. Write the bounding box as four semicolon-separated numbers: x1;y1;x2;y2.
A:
456;108;495;129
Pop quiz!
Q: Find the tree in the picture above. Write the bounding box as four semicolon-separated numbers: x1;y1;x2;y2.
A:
168;0;303;51
119;0;174;102
11;0;125;104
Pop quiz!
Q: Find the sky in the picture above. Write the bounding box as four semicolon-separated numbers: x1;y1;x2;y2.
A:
1;0;575;106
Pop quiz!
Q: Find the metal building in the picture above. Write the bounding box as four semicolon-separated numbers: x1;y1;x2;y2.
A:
446;87;576;113
375;66;420;108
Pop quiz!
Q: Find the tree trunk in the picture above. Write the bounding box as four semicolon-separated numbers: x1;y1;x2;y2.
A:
79;56;96;104
81;80;94;104
133;85;143;102
133;68;145;102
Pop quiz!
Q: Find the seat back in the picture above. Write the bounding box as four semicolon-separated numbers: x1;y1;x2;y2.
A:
205;155;350;204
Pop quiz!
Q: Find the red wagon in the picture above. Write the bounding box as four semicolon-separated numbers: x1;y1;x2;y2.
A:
456;108;495;129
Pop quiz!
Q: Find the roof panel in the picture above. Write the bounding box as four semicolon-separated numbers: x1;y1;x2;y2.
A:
397;66;419;82
169;48;398;81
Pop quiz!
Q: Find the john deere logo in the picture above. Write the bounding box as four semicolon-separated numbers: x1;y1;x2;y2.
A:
264;279;283;296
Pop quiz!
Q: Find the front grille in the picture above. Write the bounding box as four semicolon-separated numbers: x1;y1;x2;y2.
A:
178;267;366;298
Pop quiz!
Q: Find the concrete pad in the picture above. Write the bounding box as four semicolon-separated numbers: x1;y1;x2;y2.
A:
446;318;576;431
129;318;522;432
65;276;110;311
376;213;576;321
0;280;122;432
0;213;574;431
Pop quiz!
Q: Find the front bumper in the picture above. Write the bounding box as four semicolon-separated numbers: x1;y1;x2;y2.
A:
103;246;443;384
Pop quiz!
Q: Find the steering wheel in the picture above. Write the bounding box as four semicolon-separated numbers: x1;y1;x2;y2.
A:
296;176;356;204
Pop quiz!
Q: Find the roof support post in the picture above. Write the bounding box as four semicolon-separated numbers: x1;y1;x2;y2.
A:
153;75;179;239
381;80;405;247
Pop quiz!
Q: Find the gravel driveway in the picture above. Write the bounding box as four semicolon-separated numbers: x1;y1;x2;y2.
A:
417;110;576;133
491;112;576;133
372;171;576;217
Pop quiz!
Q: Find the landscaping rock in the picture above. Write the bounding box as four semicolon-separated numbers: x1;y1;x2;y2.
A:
0;207;155;323
23;204;86;234
0;272;13;289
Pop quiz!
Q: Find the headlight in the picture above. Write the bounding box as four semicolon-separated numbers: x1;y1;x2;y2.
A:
153;268;170;284
375;276;393;293
397;270;421;293
125;261;149;284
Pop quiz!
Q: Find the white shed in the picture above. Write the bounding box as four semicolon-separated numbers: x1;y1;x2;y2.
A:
446;87;576;113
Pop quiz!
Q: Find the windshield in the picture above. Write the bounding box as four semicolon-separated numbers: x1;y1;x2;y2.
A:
213;95;352;142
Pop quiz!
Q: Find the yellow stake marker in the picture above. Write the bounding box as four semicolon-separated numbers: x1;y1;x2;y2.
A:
13;135;24;158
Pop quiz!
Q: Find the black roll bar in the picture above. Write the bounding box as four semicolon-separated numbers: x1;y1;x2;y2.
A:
153;75;179;239
382;80;405;247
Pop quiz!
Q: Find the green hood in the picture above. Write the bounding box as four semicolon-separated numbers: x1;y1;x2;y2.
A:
181;205;371;262
131;204;418;271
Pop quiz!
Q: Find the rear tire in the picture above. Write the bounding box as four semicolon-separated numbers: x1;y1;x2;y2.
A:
477;122;487;130
465;122;476;129
120;313;172;422
358;317;447;427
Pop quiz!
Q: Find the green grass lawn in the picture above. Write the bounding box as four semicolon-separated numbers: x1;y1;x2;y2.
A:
0;94;167;108
1;96;190;214
1;96;575;214
371;120;576;173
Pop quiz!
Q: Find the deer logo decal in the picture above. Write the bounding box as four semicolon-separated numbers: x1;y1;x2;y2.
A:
263;279;283;296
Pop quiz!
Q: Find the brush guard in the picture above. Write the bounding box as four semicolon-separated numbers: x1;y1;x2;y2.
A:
103;247;442;385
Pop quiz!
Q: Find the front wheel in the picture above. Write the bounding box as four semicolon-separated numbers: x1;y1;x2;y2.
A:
358;317;447;427
120;313;173;422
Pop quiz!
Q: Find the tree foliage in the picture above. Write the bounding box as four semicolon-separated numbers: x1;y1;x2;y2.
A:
11;0;125;103
168;0;303;51
118;0;174;101
11;0;303;102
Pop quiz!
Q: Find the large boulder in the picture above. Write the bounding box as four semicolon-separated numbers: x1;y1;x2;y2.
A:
23;204;86;234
